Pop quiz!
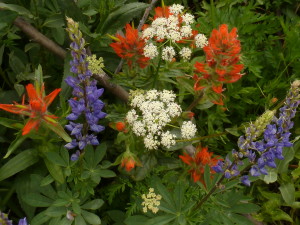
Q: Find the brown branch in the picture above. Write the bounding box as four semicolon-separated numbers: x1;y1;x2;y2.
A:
114;0;159;74
12;17;129;102
14;17;67;59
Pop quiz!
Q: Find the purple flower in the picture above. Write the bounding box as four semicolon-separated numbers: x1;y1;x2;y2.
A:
18;217;28;225
64;18;106;158
240;175;250;186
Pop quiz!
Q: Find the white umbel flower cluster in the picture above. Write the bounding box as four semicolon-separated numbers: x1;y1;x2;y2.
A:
143;43;159;59
179;47;192;61
162;46;176;61
141;188;162;214
195;33;208;48
126;90;182;149
142;4;195;62
181;121;197;139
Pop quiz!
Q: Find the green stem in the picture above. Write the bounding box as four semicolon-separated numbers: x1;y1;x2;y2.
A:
152;51;162;88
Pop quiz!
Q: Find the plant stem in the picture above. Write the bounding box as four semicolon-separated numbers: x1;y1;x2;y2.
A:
152;52;162;88
186;91;204;111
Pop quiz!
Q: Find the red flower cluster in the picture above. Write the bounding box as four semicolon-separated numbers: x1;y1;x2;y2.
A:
0;83;60;135
179;147;221;185
121;156;136;172
193;24;244;105
110;24;149;69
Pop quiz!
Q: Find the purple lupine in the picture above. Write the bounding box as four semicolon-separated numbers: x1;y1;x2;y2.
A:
213;80;300;186
64;18;106;159
18;218;28;225
0;212;13;225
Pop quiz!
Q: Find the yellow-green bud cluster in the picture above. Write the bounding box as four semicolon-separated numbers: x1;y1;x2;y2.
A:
141;188;162;214
252;110;276;139
86;55;105;75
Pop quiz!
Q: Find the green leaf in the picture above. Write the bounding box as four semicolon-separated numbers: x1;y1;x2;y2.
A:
4;133;27;158
0;3;34;18
31;211;51;225
94;142;107;166
81;199;104;210
279;183;295;205
81;210;101;225
277;146;295;174
44;158;65;184
40;175;55;186
0;149;38;181
42;14;64;28
45;206;66;217
124;215;149;225
23;193;53;207
45;151;68;167
42;120;72;142
272;209;293;222
99;3;148;34
72;202;81;214
75;215;87;225
262;168;277;184
145;215;177;225
230;203;260;214
59;218;73;225
97;169;116;178
154;177;176;212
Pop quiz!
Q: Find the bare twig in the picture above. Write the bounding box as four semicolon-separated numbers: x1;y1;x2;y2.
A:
114;0;159;74
12;17;129;102
14;17;67;59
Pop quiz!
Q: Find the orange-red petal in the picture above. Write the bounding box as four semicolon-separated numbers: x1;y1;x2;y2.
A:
22;118;40;135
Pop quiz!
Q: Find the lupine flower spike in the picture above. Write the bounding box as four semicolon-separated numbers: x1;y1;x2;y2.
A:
64;17;106;158
213;80;300;186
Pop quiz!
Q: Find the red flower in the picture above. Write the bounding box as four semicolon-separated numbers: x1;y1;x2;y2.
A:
116;121;126;132
179;147;221;185
154;6;171;19
110;24;149;68
0;83;61;135
192;24;243;105
121;156;136;172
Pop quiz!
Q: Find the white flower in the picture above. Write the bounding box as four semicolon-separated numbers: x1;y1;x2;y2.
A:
145;89;159;100
182;13;195;25
142;27;155;39
152;17;168;28
144;134;159;150
162;46;176;61
160;90;176;103
169;4;184;15
179;47;192;61
167;15;179;31
141;188;162;214
130;94;145;108
132;121;146;136
161;131;176;148
143;43;158;59
126;109;138;124
156;27;167;40
168;30;182;42
195;33;208;48
181;121;197;139
166;102;182;117
180;25;192;38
